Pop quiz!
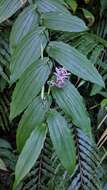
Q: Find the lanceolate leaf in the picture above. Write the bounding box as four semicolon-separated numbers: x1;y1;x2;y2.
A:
17;96;49;152
36;0;69;13
10;6;39;51
0;0;22;24
10;27;48;83
52;81;91;136
10;58;52;119
47;110;76;174
14;124;47;189
42;12;87;32
47;41;104;87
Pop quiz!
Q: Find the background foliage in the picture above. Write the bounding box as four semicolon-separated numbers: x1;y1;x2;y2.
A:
0;0;107;189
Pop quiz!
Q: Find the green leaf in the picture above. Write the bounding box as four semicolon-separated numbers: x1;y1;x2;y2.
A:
10;58;52;119
14;124;47;189
65;0;77;12
10;27;48;83
47;110;76;174
0;158;7;171
52;81;91;136
17;96;49;152
47;41;104;87
100;0;107;14
0;65;9;82
10;5;39;51
68;127;101;190
0;138;12;149
36;0;69;13
0;0;22;24
82;8;95;26
90;84;102;96
42;12;88;32
101;99;107;109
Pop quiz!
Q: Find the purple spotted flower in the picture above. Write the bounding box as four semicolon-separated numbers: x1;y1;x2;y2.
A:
54;67;70;80
49;67;70;88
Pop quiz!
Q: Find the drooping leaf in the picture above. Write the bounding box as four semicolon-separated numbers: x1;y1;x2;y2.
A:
52;81;91;136
10;5;39;51
0;0;22;24
47;110;76;174
47;41;104;86
14;124;47;189
36;0;69;13
10;58;52;119
42;12;88;32
10;27;48;83
17;96;49;152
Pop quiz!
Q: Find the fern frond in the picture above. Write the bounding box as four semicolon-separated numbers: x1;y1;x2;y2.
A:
0;32;10;67
68;127;102;190
0;90;10;131
22;135;55;190
58;32;106;60
0;138;16;171
0;31;10;87
0;31;11;131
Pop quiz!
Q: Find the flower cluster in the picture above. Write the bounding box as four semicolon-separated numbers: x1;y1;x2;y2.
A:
49;67;70;88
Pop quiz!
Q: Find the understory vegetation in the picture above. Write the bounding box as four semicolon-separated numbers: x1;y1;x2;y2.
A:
0;0;107;189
